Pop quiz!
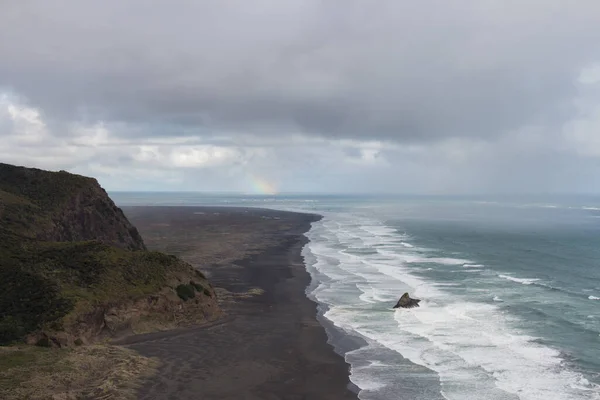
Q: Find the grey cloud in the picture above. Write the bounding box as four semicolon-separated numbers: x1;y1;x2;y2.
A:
2;1;600;143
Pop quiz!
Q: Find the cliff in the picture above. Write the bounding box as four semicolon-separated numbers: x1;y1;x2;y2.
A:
0;163;145;250
0;163;220;346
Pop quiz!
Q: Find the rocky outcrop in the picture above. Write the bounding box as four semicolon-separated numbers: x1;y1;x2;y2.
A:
42;184;146;250
393;292;421;309
0;162;145;250
0;162;221;345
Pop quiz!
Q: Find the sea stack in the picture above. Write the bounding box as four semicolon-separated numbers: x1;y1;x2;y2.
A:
393;292;421;309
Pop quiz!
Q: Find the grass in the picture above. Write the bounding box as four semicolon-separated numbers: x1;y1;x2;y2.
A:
0;162;221;398
0;194;51;238
0;345;158;400
0;163;95;213
0;190;35;207
0;239;194;344
0;162;216;345
0;163;93;239
0;347;39;369
0;221;205;344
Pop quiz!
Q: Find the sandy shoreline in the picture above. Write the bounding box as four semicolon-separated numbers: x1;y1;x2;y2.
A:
121;206;358;400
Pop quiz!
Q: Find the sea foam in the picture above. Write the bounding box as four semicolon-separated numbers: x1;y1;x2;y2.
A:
304;214;600;400
498;274;540;285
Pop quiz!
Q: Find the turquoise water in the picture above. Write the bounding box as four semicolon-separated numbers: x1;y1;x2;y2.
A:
112;193;600;400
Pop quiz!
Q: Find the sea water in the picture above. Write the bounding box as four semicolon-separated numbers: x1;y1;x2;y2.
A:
112;193;600;400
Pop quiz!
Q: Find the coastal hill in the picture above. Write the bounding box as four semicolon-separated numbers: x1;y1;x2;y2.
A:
0;162;220;346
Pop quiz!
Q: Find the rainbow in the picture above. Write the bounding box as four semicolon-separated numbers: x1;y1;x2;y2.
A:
247;174;278;195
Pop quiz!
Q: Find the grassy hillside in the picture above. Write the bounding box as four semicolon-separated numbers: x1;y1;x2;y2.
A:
0;239;204;344
0;163;218;345
0;165;93;211
0;163;146;250
0;165;92;238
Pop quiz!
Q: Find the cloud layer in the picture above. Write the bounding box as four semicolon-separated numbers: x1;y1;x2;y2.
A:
2;1;600;193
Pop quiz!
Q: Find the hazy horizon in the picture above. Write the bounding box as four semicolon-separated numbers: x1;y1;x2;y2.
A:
107;191;600;206
108;190;600;196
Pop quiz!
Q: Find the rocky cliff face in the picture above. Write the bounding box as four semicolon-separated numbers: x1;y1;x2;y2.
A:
0;163;220;346
42;183;146;251
0;163;145;250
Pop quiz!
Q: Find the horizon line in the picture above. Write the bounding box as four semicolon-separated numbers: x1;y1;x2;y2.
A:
106;191;600;197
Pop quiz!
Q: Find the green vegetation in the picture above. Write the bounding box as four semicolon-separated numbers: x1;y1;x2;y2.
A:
0;238;193;344
0;264;74;344
35;337;52;348
0;163;211;345
176;284;196;301
0;164;93;213
0;163;94;239
0;347;41;370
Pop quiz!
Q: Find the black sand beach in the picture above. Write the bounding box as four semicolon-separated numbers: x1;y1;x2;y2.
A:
119;207;358;400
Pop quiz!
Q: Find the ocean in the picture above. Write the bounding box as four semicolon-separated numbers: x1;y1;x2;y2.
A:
111;193;600;400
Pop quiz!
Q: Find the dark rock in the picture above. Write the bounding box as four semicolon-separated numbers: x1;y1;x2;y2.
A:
393;292;421;309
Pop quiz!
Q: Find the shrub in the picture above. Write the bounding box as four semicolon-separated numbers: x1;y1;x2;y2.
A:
35;336;51;347
175;284;195;301
0;266;74;345
203;289;212;297
0;316;26;345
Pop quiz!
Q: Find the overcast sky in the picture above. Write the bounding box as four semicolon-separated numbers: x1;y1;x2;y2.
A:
2;1;600;194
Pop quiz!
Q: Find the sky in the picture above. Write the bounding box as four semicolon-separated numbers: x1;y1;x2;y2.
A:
2;1;600;194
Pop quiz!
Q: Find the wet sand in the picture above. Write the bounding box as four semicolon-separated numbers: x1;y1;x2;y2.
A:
119;207;358;400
